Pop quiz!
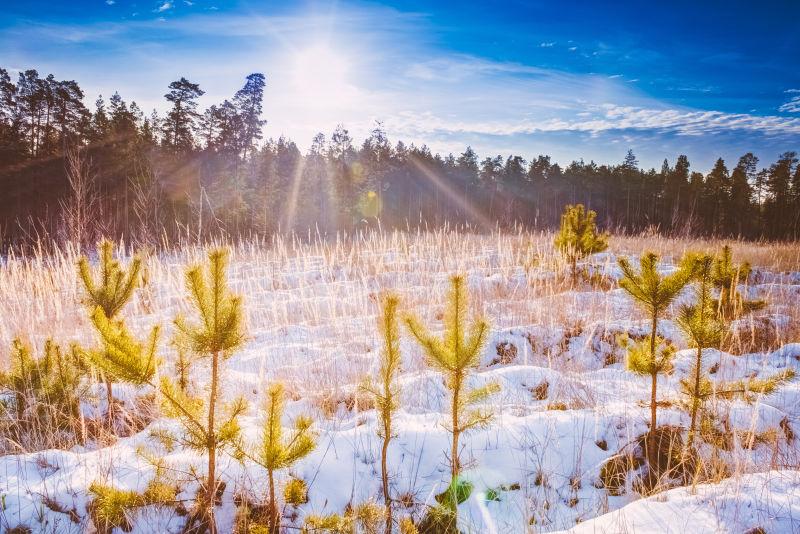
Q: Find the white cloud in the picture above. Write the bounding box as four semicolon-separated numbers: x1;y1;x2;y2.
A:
779;95;800;113
386;104;800;140
154;2;172;13
105;0;115;5
540;42;555;47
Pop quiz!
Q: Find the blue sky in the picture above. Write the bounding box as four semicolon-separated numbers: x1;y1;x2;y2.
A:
2;0;799;170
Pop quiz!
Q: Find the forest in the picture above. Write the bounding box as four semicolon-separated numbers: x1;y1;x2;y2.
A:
1;67;800;251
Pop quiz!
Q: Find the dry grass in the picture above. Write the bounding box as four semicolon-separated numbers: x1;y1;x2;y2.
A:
0;228;798;532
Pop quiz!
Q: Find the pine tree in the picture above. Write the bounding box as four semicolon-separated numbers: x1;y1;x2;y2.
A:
78;239;142;426
404;275;498;529
233;73;266;159
172;247;246;534
554;204;608;284
715;369;795;402
618;252;693;447
0;338;86;445
701;158;730;235
676;255;724;452
87;280;247;534
88;468;178;534
729;154;757;236
162;77;204;153
251;382;317;534
711;245;765;321
362;294;402;534
85;307;160;386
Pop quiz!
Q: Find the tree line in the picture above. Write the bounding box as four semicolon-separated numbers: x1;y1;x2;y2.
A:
1;66;800;250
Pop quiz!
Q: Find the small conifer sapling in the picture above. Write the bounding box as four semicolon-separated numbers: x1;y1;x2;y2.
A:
250;382;316;534
554;204;609;284
91;252;246;534
712;245;765;321
78;239;142;427
618;252;693;451
172;248;246;534
405;275;499;528
676;254;724;452
0;338;86;444
362;294;402;534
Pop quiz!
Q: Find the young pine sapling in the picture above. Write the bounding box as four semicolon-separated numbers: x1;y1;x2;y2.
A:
676;254;724;452
554;204;609;284
0;338;87;447
250;382;316;534
362;294;402;534
618;252;693;448
711;245;765;321
78;239;142;427
170;248;247;534
405;275;498;528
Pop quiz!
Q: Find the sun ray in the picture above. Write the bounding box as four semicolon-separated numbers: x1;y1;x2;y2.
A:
408;156;494;230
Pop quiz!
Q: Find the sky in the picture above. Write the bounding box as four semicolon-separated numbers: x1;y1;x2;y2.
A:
1;0;799;170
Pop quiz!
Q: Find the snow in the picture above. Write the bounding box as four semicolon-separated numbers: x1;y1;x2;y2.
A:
1;242;799;533
560;470;800;534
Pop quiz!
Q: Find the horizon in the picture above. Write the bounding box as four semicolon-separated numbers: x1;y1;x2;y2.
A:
2;0;799;171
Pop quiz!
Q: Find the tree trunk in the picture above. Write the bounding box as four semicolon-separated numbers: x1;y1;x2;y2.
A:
649;372;657;433
686;346;703;451
648;313;658;464
382;417;392;534
205;350;219;534
268;467;279;534
451;376;461;478
105;376;115;429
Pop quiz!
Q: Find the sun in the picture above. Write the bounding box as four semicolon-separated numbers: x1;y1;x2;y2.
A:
291;44;354;108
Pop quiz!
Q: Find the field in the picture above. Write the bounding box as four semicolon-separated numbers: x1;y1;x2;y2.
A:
1;230;799;533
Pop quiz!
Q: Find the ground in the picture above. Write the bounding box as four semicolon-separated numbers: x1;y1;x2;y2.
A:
0;231;798;533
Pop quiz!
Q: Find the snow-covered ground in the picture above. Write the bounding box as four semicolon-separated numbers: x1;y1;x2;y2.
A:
0;233;798;533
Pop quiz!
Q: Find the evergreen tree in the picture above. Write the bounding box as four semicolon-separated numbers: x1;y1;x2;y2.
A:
792;164;800;237
233;73;266;159
172;248;246;534
87;250;246;534
0;338;86;446
404;275;498;529
15;69;47;157
49;77;88;152
91;95;111;142
765;152;797;237
362;294;403;534
78;239;142;426
251;382;316;534
88;470;177;534
711;245;765;321
729;154;757;237
618;252;693;446
663;155;690;231
0;68;25;165
676;255;724;452
85;307;160;386
163;77;204;153
326;124;357;227
701;158;730;235
554;204;608;283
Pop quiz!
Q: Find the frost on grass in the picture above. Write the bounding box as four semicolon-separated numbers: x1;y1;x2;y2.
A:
0;231;799;533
